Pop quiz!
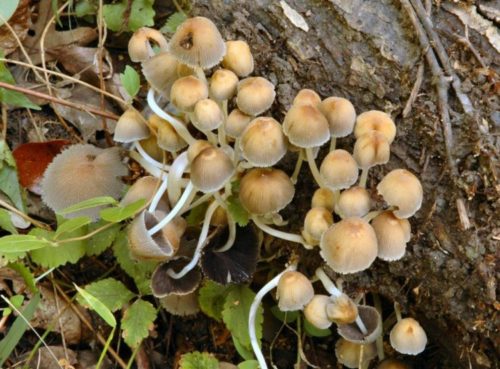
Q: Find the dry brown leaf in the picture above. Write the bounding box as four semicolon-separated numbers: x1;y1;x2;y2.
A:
0;0;31;55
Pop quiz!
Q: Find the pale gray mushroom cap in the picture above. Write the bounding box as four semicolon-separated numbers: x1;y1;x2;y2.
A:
335;338;377;369
283;104;330;148
320;149;359;190
236;77;275;116
319;97;356;137
190;147;235;193
390;317;427;355
160;291;200;316
276;271;314;311
114;109;150;143
372;211;411;261
377;169;423;219
304;295;332;330
41;145;127;220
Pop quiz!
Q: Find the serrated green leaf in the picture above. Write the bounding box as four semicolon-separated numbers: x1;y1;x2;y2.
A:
179;351;219;369
75;0;97;17
103;0;155;32
186;202;209;226
54;216;91;239
121;299;156;348
222;286;262;351
0;0;20;26
303;318;331;337
75;284;116;327
8;262;36;293
59;196;118;216
0;209;17;234
198;280;233;322
227;195;249;227
86;221;120;256
120;65;140;100
270;305;299;323
100;199;145;223
76;278;135;312
160;11;187;33
232;336;255;361
0;234;53;252
238;360;259;369
0;140;26;212
0;54;40;110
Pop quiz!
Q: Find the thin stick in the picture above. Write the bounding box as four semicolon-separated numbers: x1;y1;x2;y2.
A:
402;63;425;118
0;198;51;230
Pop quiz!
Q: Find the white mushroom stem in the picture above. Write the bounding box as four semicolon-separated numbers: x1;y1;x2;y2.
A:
252;216;310;247
194;66;207;85
315;268;368;335
359;168;369;188
129;150;164;178
218;100;228;146
290;150;304;184
167;151;190;206
149;175;168;213
167;200;219;279
233;138;242;165
249;263;298;369
134;141;170;170
213;193;237;253
147;89;196;145
394;302;402;322
305;147;326;188
329;136;337;152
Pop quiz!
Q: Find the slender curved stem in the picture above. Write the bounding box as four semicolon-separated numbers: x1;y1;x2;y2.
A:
134;141;170;170
194;66;207;85
329;136;337;152
359;168;369;188
290;150;304;184
129;150;163;178
149;176;168;213
305;148;326;188
394;302;402;322
215;216;236;252
167;151;189;206
252;216;308;246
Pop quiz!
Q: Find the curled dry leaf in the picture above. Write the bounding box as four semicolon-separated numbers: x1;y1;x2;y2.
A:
0;0;31;55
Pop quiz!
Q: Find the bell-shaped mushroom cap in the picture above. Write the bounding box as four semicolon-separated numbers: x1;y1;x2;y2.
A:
376;359;412;369
236;77;275;116
192;98;224;131
239;117;287;167
335;186;371;218
320;218;377;274
150;114;188;153
168;16;226;69
121;176;169;212
41;145;127;219
114;109;150;143
355;110;396;144
320;149;358;190
311;188;335;212
170;76;209;112
151;257;202;297
142;52;179;98
276;271;314;311
190;147;235;192
353;131;390;169
335;338;377;369
304;295;332;329
303;207;333;243
326;294;358;324
187;140;213;163
283;104;330;148
225;109;252;139
372;211;411;261
128;27;168;62
160;291;200;316
377;169;423;219
128;210;185;261
338;305;383;344
390;317;427;355
239;168;295;215
139;135;164;161
319;97;356;138
222;40;254;77
293;89;321;107
202;225;259;285
209;69;239;101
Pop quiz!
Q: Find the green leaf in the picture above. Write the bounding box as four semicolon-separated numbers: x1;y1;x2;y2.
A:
0;234;53;252
54;216;91;239
0;0;20;26
75;0;97;17
160;11;187;33
86;221;120;256
59;196;118;216
198;280;233;322
100;199;145;223
227;195;249;227
0;53;40;110
2;295;24;317
232;336;255;361
179;352;219;369
103;0;155;32
76;278;135;313
238;360;259;369
8;262;36;293
0;140;26;212
75;284;116;327
222;285;262;351
270;305;299;323
121;299;156;348
0;209;17;234
120;66;140;100
303;319;331;337
186;202;209;226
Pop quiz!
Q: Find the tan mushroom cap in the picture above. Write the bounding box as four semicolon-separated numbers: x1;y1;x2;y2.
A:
222;40;254;77
326;294;358;324
239;168;295;215
390;318;427;355
320;149;359;190
128;27;168;62
338;305;383;344
335;186;371;218
114;109;150;143
141;52;179;98
121;176;169;213
276;271;314;311
372;211;411;261
319;97;356;137
168;16;226;69
236;77;276;116
239;117;287;167
149;114;187;153
320;218;378;274
293;89;321;107
355;110;396;144
304;295;332;329
303;207;333;243
187;140;213;163
41;145;127;219
160;291;200;316
170;76;208;112
192;98;224;131
225;109;252;138
335;339;377;369
176;62;195;77
210;68;239;101
311;188;335;212
139;135;163;161
283;104;330;148
353;131;390;169
377;169;423;219
190;147;235;192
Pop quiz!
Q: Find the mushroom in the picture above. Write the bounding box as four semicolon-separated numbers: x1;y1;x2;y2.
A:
371;211;411;261
377;169;423;219
304;295;332;329
149;114;188;153
302;207;333;246
151;257;202;297
160;291;200;316
293;88;321;107
141;52;179;98
353;131;390;187
335;338;377;369
191;98;224;143
113;109;150;143
276;271;314;311
355;110;396;144
222;40;254;77
390;317;427;355
319;96;356;151
225;108;252;162
170;76;209;113
236;77;276;116
335;186;371;218
120;176;169;212
319;149;359;202
128;27;168;62
209;69;239;102
338;305;383;344
311;188;335;212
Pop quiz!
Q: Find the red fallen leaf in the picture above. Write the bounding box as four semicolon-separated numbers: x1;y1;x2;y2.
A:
12;140;70;194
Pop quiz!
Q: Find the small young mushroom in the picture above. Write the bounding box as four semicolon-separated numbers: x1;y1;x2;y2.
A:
355;110;396;144
337;305;383;344
160;291;200;316
311;188;335;212
141;52;179;98
113;109;150;143
335;186;371;218
225;109;252;139
319;97;356;151
276;271;314;311
377;169;423;219
191;98;224;143
170;76;209;112
293;88;321;107
326;293;359;325
335;338;377;369
236;77;276;116
190;146;235;193
209;68;239;102
302;207;333;246
150;114;188;153
390;317;427;355
128;27;168;62
120;176;168;212
371;211;411;261
353;131;390;187
222;40;254;77
319;149;359;192
304;295;332;329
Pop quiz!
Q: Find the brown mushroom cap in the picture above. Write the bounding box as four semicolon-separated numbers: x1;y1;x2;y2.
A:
311;188;335;212
338;305;382;344
160;291;200;316
377;169;423;219
390;317;427;355
320;218;378;274
192;98;224;131
303;207;333;243
372;211;411;261
120;176;169;212
187;140;213;163
239;117;287;167
319;97;356;138
320;149;359;190
326;294;358;324
114;109;150;143
236;77;275;116
225;109;252;138
283;104;330;148
150;114;188;153
353;131;390;169
151;257;202;297
276;271;314;311
128;27;168;62
335;338;377;369
141;52;179;98
304;295;332;329
335;186;371;218
293;89;321;107
239;168;295;215
222;40;254;77
168;16;226;69
209;68;239;101
170;76;209;112
355;110;396;144
190;147;235;192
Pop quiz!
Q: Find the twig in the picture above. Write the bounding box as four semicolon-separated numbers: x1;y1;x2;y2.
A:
0;198;51;230
0;81;119;121
438;26;487;68
403;63;425;118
